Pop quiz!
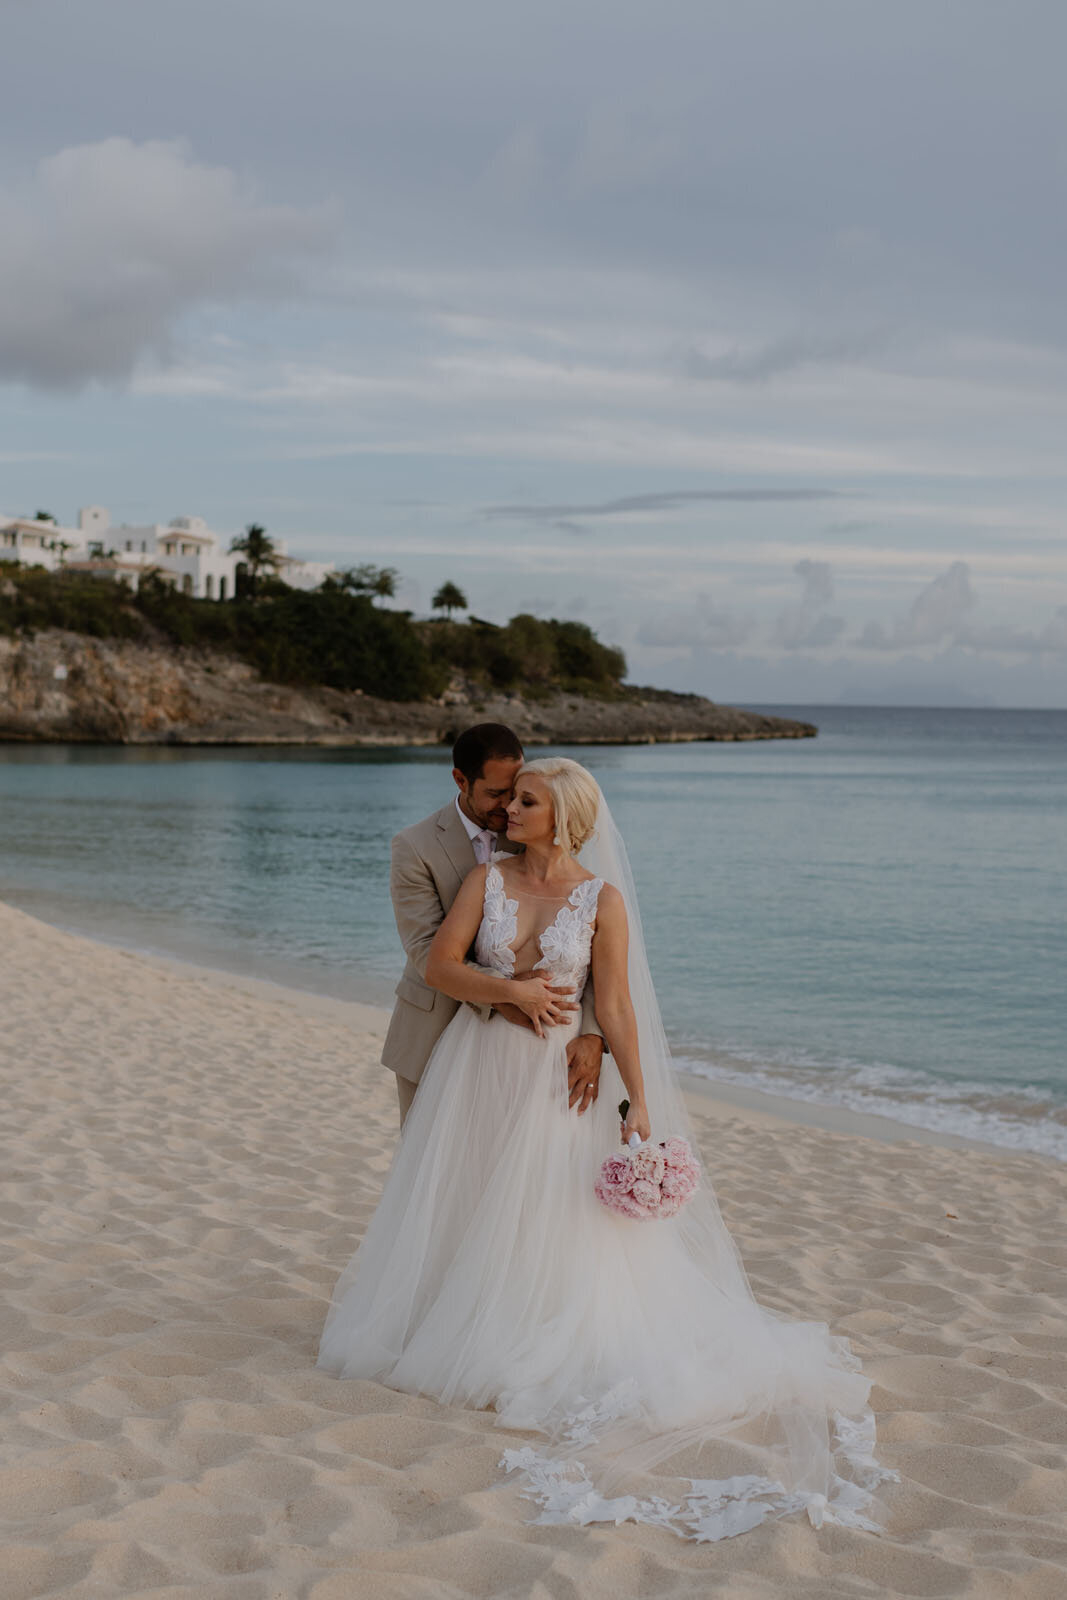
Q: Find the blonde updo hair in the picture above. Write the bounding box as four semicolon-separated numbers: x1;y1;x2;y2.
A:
517;757;601;855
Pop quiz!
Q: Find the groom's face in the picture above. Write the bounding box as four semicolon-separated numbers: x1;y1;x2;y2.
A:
454;755;523;833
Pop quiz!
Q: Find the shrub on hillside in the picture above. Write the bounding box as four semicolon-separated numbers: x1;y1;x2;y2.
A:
0;563;147;640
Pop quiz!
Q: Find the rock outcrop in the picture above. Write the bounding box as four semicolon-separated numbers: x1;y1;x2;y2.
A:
0;631;816;745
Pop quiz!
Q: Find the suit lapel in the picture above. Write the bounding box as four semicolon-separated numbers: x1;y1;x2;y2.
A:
436;802;477;884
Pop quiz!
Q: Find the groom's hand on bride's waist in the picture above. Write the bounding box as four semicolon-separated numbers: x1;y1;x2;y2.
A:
495;971;578;1035
566;1033;603;1116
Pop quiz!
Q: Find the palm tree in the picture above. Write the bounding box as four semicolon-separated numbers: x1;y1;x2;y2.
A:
229;523;279;598
45;537;75;566
370;566;398;606
432;581;468;619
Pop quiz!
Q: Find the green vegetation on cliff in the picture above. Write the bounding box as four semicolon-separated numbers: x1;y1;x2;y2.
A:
0;564;628;702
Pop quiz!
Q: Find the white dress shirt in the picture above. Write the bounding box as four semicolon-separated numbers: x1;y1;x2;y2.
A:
455;796;497;864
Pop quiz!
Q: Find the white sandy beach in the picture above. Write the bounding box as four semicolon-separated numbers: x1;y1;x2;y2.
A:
2;897;1066;1599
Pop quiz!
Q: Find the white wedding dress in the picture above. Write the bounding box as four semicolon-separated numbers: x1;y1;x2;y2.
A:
317;852;892;1540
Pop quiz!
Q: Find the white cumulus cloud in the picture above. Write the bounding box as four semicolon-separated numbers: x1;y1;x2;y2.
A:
0;138;335;387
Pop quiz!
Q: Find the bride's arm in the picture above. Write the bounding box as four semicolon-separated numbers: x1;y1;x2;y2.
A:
425;869;577;1038
589;886;650;1141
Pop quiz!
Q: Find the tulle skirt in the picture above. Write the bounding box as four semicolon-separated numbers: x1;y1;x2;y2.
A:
317;1007;892;1540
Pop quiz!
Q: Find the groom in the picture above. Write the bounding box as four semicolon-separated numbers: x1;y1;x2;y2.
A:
383;722;605;1126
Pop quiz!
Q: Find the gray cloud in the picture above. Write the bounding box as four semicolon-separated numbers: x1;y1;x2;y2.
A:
637;596;753;651
773;558;844;650
907;561;977;645
858;561;976;651
956;607;1067;657
684;331;883;384
483;488;839;523
1039;609;1067;654
825;520;879;537
807;615;848;648
794;558;834;608
0;138;333;387
569;107;680;195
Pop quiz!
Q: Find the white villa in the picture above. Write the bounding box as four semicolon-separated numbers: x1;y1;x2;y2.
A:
0;507;334;599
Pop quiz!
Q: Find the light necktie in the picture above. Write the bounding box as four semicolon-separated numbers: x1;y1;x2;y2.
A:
473;832;493;865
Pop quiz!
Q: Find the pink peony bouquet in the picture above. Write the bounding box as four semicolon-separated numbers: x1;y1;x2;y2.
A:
594;1107;699;1220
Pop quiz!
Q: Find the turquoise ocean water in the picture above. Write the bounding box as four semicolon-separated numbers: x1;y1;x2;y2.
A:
1;707;1064;1158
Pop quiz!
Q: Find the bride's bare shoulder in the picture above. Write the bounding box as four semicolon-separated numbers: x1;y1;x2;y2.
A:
592;880;625;917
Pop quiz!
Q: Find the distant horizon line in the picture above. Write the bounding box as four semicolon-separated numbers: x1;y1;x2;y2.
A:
726;701;1067;713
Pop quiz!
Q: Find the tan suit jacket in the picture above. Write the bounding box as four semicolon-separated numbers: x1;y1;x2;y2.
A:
382;801;602;1085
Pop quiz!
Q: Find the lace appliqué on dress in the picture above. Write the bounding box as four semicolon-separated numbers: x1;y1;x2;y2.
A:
534;877;602;989
500;1393;897;1541
475;862;519;976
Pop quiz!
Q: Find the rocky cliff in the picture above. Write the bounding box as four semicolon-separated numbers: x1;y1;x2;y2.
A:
0;630;816;745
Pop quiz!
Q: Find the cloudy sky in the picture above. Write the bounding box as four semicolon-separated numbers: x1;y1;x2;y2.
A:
3;0;1066;706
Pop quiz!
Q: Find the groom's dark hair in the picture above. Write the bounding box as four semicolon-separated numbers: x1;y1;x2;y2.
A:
452;723;524;782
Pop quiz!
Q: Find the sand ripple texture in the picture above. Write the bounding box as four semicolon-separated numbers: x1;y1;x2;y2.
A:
1;899;1066;1599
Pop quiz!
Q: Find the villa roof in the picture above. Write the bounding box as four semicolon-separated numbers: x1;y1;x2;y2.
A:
3;518;68;532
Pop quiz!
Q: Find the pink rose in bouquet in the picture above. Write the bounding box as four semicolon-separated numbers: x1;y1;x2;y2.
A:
598;1154;632;1196
631;1144;666;1185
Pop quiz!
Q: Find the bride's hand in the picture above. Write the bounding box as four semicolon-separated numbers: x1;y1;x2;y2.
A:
511;977;577;1038
621;1101;651;1144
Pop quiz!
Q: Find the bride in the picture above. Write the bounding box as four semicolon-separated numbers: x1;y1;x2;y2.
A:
317;757;891;1540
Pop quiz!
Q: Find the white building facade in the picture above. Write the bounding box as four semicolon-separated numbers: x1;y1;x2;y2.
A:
0;507;334;599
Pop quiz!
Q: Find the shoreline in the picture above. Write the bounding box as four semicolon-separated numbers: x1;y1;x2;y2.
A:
8;893;1031;1161
677;1068;1018;1155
